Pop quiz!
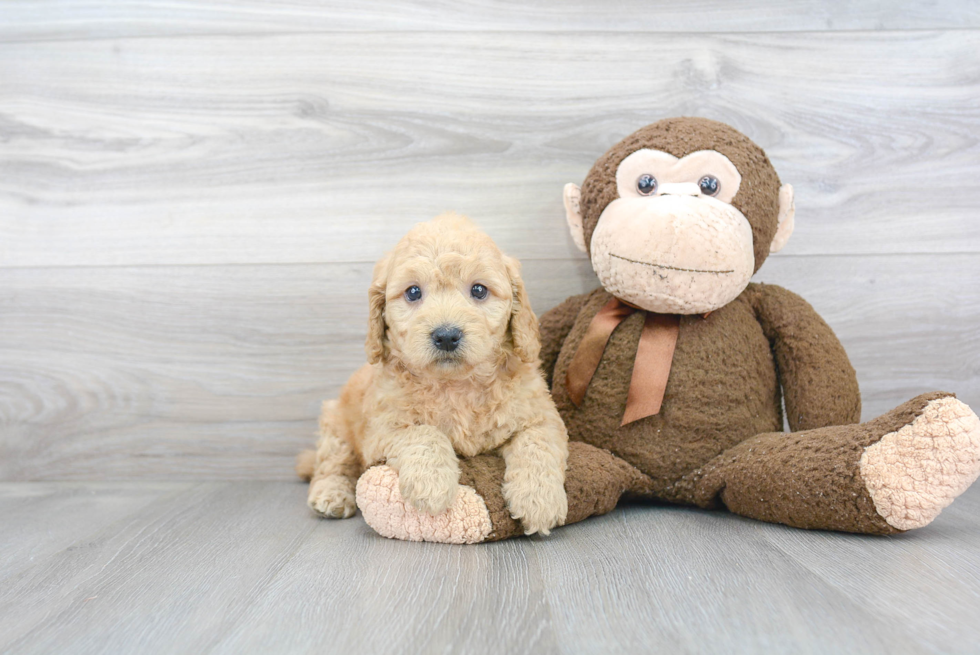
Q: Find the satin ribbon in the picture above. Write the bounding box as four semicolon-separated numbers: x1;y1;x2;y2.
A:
566;297;680;426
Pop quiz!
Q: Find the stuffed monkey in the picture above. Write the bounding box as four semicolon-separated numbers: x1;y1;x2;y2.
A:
355;117;980;543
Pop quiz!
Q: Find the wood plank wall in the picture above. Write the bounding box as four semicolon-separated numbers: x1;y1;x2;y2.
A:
1;1;978;480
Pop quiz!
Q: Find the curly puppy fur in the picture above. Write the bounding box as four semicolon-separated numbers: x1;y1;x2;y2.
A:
300;213;569;536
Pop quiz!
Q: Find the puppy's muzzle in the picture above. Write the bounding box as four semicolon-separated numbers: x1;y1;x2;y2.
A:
431;325;463;353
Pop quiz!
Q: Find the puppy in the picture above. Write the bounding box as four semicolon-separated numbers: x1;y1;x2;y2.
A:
297;213;569;535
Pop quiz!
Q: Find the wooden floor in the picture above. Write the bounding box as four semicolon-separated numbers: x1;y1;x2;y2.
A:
0;482;978;654
3;1;980;653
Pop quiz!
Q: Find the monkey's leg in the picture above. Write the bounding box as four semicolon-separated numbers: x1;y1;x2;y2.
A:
356;442;649;544
670;392;980;534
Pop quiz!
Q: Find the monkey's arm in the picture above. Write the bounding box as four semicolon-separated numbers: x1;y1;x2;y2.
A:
751;283;861;431
538;291;592;389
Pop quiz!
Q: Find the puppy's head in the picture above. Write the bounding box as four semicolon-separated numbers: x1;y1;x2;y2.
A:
365;212;539;377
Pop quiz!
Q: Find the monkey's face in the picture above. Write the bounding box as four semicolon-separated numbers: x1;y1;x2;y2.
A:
589;149;754;314
564;119;795;315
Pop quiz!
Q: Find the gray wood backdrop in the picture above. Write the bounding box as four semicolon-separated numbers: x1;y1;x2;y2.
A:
2;1;979;481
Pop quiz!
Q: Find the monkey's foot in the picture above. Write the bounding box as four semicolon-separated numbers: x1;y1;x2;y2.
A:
356;466;493;544
860;395;980;531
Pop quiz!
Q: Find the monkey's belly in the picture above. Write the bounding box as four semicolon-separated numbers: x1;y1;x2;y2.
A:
552;291;782;493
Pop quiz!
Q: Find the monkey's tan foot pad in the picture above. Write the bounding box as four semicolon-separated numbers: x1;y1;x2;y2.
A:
356;465;493;544
860;396;980;531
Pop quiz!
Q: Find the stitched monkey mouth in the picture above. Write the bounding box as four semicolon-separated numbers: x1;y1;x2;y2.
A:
610;253;734;275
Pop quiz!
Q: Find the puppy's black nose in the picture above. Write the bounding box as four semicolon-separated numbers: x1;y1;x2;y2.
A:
431;326;463;352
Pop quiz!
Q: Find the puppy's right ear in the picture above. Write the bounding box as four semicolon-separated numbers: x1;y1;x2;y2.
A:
365;254;389;364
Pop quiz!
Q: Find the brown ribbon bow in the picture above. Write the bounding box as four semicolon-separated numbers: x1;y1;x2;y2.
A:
566;298;681;426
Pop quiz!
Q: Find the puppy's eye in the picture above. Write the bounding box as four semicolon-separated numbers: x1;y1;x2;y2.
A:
470;284;488;300
404;285;422;302
636;174;657;196
698;175;721;197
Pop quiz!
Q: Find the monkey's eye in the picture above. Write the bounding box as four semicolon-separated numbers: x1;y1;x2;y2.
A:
470;283;488;300
636;174;658;196
699;175;721;197
404;285;422;302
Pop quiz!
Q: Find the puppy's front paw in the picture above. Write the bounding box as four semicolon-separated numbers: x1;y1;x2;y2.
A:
504;477;568;536
398;460;460;515
308;475;357;519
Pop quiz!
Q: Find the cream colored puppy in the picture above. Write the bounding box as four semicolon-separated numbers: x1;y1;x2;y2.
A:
298;213;568;535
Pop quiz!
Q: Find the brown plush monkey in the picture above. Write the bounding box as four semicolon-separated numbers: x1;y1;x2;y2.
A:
356;117;980;543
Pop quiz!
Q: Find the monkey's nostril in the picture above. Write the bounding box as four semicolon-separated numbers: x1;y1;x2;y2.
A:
431;326;463;352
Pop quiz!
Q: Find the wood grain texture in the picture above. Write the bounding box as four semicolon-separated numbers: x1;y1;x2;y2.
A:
1;481;978;654
1;255;976;480
761;491;980;652
0;482;316;654
0;482;186;584
2;30;980;268
2;0;979;41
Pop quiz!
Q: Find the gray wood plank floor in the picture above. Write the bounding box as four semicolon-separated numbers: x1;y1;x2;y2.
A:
1;481;978;654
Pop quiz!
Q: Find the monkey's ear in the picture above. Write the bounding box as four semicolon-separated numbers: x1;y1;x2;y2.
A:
365;254;390;364
770;184;795;254
563;183;587;253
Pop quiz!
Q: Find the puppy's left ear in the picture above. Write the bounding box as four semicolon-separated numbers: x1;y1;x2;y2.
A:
505;256;540;363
